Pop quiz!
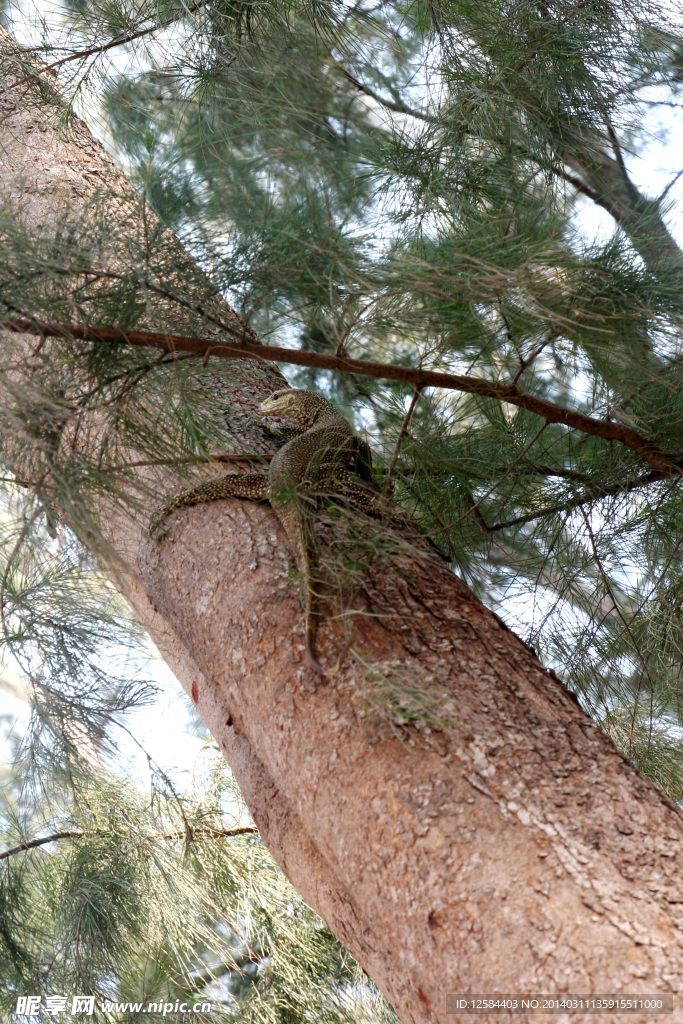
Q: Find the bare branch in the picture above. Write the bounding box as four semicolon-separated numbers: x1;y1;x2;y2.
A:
384;386;423;498
0;824;258;861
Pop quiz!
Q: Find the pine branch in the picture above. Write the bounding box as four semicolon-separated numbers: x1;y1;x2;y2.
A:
384;385;423;498
332;61;436;123
0;830;88;860
481;467;670;533
0;824;258;861
562;134;683;273
2;316;679;476
9;2;206;90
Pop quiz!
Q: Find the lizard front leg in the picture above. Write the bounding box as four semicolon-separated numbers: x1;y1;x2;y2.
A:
150;472;269;538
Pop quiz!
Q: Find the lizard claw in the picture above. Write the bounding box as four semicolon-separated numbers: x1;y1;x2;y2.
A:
306;636;353;677
149;503;175;540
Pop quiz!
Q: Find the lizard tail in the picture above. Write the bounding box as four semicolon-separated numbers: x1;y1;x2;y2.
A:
286;501;353;676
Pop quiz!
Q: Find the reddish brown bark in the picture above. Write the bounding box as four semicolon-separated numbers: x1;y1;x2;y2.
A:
3;26;683;1024
132;500;683;1024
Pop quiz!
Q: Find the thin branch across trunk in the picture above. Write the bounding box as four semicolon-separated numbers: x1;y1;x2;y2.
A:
2;316;678;475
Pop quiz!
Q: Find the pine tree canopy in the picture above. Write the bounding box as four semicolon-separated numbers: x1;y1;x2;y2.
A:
2;0;683;1017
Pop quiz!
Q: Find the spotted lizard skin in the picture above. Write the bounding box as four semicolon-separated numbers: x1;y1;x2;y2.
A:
151;388;392;675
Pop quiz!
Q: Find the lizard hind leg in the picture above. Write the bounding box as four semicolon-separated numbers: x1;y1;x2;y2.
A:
150;471;269;538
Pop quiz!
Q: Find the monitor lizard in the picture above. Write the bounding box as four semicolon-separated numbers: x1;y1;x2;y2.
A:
150;388;395;676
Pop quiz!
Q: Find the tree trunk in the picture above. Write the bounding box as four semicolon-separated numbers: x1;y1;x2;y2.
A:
563;138;683;275
2;28;683;1024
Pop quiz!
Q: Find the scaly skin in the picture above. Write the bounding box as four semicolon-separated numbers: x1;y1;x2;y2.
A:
150;389;390;675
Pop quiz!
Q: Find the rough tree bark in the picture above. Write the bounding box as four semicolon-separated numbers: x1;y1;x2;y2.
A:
2;27;683;1024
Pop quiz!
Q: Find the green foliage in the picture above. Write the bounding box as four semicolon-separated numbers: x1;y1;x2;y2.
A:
1;750;396;1021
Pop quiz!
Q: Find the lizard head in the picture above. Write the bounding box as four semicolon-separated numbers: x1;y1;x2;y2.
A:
259;389;334;428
